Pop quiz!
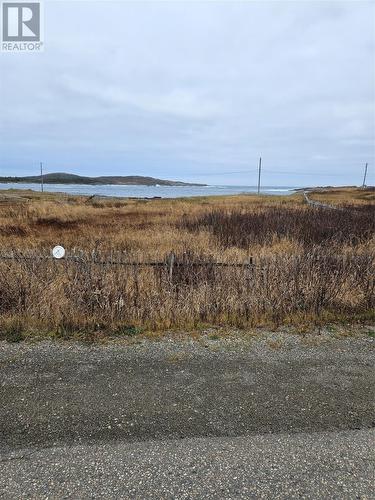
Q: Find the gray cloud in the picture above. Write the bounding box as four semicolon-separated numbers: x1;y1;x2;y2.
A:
0;0;374;185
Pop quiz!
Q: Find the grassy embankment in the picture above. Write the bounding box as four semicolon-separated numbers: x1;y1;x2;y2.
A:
0;187;374;340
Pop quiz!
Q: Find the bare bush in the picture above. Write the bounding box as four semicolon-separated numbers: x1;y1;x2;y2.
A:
181;206;375;248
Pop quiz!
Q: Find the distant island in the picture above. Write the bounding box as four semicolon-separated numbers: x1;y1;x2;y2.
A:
0;172;206;187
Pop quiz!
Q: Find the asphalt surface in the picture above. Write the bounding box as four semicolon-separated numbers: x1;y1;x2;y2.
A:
1;430;374;499
0;331;374;498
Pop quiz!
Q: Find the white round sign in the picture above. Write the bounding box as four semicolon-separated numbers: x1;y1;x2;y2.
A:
52;245;66;259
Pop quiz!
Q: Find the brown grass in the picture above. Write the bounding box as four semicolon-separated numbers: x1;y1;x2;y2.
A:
306;186;375;206
0;187;373;339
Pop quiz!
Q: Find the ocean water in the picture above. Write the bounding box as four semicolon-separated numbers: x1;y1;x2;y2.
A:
0;183;297;198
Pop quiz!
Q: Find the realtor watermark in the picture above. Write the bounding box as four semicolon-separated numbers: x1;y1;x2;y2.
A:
1;1;44;51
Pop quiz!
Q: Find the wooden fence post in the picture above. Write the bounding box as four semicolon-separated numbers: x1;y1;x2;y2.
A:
167;252;176;280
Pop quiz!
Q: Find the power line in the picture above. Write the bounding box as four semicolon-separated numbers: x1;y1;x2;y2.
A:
184;168;362;178
191;169;259;176
264;170;355;177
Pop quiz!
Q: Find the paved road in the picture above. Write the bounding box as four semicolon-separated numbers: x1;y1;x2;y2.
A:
0;332;374;498
1;430;374;499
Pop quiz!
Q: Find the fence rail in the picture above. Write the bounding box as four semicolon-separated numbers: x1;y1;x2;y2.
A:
0;252;255;268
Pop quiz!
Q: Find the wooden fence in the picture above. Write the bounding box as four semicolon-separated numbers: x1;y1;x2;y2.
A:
303;191;345;210
0;252;255;270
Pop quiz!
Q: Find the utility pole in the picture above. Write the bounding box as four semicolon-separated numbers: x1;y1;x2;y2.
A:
257;156;262;195
362;162;368;188
40;162;44;193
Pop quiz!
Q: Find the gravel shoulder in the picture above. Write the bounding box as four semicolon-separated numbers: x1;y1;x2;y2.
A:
1;331;374;498
1;331;374;451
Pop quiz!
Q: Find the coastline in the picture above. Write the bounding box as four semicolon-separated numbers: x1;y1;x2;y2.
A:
0;183;297;199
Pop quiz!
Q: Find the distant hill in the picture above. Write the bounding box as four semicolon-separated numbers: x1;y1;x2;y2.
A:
0;172;206;187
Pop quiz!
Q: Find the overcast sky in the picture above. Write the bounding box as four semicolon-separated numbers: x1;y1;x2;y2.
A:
0;0;374;186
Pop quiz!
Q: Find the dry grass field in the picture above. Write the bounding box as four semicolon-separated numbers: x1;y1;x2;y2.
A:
0;187;374;340
304;186;375;206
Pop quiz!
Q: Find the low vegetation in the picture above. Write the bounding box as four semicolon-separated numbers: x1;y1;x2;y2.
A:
0;187;373;339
